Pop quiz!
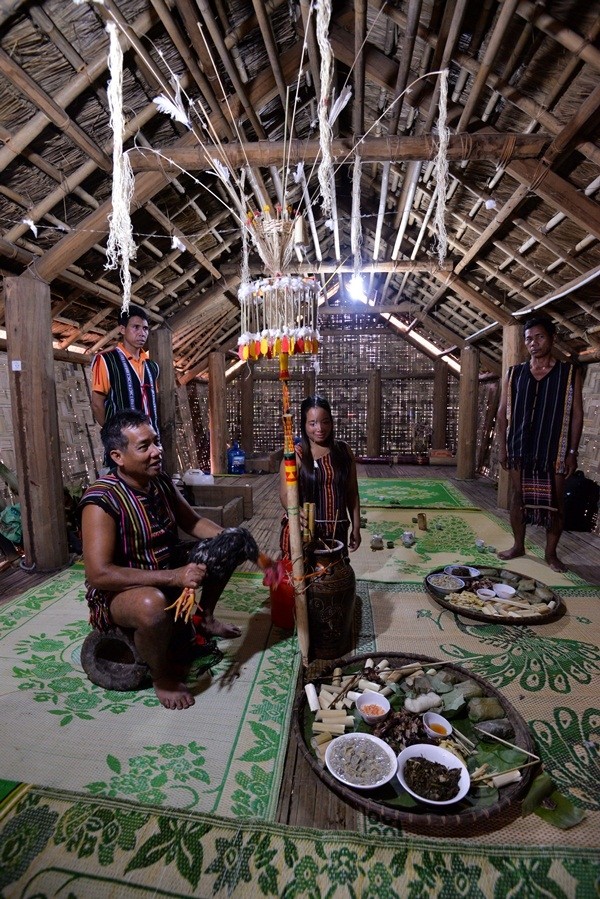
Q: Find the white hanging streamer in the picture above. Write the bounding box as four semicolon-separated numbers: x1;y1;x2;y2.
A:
433;69;450;267
351;153;363;277
316;0;334;221
105;21;136;314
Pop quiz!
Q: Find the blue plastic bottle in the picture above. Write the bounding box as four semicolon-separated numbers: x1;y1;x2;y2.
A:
227;441;246;474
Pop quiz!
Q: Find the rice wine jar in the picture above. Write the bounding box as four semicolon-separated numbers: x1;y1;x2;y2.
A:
306;539;356;660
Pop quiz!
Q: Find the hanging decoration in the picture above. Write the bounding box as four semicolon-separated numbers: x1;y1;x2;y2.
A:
105;21;136;314
433;68;450;267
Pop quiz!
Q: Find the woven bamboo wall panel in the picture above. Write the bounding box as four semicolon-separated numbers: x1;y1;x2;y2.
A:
229;330;458;456
0;352;103;505
581;363;600;483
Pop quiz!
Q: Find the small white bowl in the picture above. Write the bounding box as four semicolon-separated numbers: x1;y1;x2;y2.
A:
476;588;496;601
325;733;397;790
422;711;453;739
356;690;391;725
396;743;470;805
494;583;516;599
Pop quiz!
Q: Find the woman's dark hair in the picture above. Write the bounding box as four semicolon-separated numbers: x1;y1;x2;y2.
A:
523;314;556;338
101;410;152;454
298;396;351;500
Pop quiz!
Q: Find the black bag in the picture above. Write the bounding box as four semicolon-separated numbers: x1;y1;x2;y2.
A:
563;471;600;532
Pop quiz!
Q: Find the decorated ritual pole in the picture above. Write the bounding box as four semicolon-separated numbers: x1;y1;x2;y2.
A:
279;353;310;664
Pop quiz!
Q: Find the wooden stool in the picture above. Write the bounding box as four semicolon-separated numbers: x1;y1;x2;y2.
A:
80;628;151;691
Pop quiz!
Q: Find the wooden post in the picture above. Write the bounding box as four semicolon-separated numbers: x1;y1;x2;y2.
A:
456;346;479;480
304;370;316;398
366;369;382;457
432;359;449;450
208;352;228;474
240;365;254;453
497;321;523;509
4;274;69;571
147;326;177;474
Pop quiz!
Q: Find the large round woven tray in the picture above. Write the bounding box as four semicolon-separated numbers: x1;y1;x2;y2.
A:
424;565;565;625
294;651;537;836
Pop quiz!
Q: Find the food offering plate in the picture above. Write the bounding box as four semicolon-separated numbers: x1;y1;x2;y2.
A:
423;565;565;625
293;652;538;836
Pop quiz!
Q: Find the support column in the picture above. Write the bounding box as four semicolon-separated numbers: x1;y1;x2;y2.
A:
304;370;316;398
497;321;523;509
456;346;479;480
148;326;176;474
5;274;69;571
432;359;449;450
366;369;382;457
208;352;227;474
240;365;254;453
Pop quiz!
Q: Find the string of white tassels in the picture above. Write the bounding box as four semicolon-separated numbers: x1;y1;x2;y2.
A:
105;21;136;314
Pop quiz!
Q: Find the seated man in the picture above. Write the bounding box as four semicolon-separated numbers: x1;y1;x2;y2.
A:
81;410;245;711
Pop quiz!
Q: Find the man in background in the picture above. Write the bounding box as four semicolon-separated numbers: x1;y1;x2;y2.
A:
91;304;159;438
496;315;583;572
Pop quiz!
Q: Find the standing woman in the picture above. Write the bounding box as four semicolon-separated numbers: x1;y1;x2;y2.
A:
279;396;361;558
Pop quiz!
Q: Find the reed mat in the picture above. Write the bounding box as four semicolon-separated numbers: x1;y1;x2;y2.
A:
352;507;591;588
353;578;600;860
358;478;479;510
1;781;597;898
0;566;299;821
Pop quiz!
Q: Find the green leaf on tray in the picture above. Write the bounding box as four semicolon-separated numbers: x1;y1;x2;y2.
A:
441;688;467;714
521;773;586;829
534;790;586;829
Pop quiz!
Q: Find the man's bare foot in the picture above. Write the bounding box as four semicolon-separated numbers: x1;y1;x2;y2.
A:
545;554;568;573
497;546;525;561
203;617;242;639
153;679;195;710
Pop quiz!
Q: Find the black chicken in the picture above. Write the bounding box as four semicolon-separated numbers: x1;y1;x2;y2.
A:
167;527;278;623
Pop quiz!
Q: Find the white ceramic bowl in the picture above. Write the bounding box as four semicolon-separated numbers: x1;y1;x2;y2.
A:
476;588;496;601
356;690;391;725
396;743;470;805
494;583;516;599
426;573;466;595
422;711;453;739
325;733;397;790
443;565;480;582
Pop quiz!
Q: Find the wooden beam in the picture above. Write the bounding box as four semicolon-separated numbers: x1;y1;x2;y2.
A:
366;369;382;457
208;352;227;475
496;321;524;509
147;326;177;475
128;133;549;170
4;274;69;570
507;158;600;241
456;346;479;480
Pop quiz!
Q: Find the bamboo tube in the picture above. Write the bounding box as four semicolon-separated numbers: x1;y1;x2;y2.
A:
282;406;309;665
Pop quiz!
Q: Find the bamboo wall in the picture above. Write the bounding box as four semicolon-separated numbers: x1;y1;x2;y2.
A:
0;352;197;506
219;328;462;457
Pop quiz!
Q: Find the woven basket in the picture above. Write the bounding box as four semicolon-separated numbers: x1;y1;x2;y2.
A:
294;651;537;836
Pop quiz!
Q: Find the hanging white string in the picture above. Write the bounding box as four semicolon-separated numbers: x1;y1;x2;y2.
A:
351;153;363;278
316;0;334;221
433;69;450;267
105;22;136;314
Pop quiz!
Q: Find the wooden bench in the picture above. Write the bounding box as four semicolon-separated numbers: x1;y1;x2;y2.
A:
189;483;253;519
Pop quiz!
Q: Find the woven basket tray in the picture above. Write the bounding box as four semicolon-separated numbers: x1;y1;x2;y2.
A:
424;566;565;625
294;651;537;836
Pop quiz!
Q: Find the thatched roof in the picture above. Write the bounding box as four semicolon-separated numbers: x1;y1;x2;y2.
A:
1;0;600;380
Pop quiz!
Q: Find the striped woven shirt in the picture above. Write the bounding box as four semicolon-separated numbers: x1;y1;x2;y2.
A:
506;360;575;476
80;472;179;629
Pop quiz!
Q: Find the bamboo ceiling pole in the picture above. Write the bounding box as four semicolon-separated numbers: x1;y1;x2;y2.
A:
280;355;309;665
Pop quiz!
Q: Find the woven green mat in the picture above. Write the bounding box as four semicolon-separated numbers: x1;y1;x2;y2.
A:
351;507;592;588
0;567;299;821
358;478;479;509
1;782;598;897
